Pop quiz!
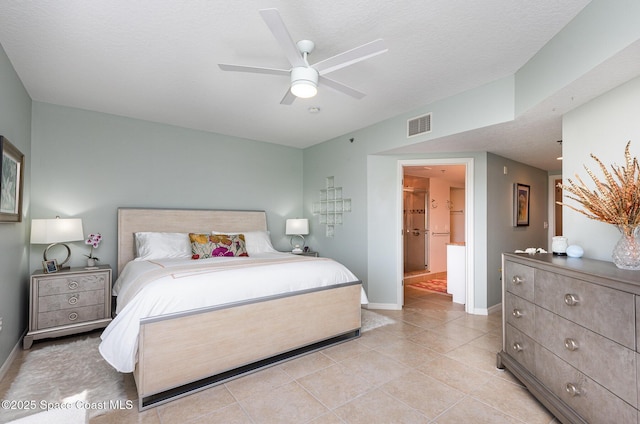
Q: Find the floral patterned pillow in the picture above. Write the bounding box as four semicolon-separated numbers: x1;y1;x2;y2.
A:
189;233;249;259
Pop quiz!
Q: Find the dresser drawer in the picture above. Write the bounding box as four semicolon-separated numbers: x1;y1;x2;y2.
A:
38;289;105;313
535;305;637;407
535;344;637;424
535;269;635;349
504;261;534;302
37;304;106;329
37;272;108;296
505;324;536;374
505;292;535;336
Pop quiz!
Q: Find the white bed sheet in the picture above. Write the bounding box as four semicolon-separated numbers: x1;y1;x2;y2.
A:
99;252;366;373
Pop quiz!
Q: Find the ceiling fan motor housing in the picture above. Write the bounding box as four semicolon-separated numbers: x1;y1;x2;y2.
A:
290;66;318;98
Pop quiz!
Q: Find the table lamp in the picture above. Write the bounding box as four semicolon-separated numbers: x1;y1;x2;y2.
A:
31;217;84;270
285;218;309;254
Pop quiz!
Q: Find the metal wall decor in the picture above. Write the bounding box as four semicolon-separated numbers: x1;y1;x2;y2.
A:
312;176;351;237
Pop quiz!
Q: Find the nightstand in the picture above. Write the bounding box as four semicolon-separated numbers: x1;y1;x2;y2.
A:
23;265;112;349
297;251;319;257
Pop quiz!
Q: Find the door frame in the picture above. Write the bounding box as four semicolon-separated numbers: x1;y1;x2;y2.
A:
397;158;475;313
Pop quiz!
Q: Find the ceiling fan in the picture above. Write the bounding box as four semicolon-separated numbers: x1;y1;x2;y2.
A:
218;8;388;105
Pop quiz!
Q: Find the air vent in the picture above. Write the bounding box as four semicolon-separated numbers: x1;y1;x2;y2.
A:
407;113;432;138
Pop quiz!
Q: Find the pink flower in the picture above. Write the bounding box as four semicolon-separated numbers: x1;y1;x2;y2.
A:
85;233;102;260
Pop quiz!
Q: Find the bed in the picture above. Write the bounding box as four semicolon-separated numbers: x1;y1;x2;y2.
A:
99;208;363;410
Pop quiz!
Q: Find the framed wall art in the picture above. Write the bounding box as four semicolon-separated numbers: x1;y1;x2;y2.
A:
514;183;530;227
0;136;25;223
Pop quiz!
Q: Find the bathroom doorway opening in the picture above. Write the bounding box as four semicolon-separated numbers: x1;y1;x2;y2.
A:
398;158;475;313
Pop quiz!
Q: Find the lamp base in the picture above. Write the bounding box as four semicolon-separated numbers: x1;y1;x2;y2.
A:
43;243;72;270
289;235;306;254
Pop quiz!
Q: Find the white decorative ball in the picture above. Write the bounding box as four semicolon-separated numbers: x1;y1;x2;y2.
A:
566;245;584;258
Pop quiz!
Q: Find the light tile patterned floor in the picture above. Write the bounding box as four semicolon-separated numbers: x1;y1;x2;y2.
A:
1;286;558;423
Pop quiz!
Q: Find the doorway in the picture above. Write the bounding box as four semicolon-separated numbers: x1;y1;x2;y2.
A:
398;158;475;313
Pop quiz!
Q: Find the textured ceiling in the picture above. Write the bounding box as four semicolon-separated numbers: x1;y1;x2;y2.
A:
0;0;610;171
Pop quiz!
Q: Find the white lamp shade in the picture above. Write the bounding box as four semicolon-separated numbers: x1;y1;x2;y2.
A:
30;218;84;244
285;218;309;235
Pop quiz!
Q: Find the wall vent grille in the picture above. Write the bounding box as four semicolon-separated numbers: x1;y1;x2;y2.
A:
407;113;432;138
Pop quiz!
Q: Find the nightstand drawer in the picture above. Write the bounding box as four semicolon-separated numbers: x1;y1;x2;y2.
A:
37;272;108;296
37;304;106;329
38;289;105;312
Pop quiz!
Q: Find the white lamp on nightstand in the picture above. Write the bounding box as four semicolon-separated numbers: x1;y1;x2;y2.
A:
285;218;309;254
30;217;84;270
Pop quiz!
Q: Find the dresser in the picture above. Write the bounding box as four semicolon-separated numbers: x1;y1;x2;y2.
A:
23;265;112;349
498;253;640;423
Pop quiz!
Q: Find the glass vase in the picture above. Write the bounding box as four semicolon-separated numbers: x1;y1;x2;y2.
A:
612;226;640;270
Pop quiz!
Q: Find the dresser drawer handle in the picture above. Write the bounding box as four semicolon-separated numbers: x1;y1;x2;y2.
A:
565;383;581;397
564;294;579;306
68;295;78;305
512;276;524;285
68;312;78;321
564;338;579;351
68;281;79;290
512;342;523;352
512;309;523;318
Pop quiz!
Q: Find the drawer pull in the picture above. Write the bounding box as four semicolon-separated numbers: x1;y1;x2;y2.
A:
68;312;78;321
68;281;79;290
512;309;523;318
564;338;579;351
565;383;581;397
512;342;523;352
564;293;579;306
512;276;524;285
68;295;78;305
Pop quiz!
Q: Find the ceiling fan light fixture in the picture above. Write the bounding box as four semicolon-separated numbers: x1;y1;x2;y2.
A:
290;67;318;98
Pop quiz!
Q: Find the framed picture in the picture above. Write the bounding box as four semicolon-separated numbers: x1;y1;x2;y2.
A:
514;183;531;227
0;136;25;223
43;259;59;274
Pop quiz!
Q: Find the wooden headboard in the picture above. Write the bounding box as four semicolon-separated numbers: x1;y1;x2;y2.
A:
117;208;268;274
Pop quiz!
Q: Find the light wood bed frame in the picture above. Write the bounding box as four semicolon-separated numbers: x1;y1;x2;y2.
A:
116;208;362;410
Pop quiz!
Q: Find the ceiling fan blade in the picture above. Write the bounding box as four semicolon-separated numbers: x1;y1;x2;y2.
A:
280;89;296;105
313;39;388;75
319;76;366;99
218;64;289;77
259;8;306;68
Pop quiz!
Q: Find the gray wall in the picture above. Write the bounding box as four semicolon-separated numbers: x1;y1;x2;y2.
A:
486;153;548;307
0;43;31;369
29;102;304;275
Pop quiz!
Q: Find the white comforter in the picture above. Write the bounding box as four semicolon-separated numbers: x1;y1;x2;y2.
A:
99;252;365;373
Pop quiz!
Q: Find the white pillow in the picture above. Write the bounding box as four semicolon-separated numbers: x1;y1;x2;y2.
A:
134;232;192;260
211;230;277;254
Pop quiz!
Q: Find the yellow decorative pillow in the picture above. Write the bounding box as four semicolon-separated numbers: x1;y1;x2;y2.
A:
189;233;249;259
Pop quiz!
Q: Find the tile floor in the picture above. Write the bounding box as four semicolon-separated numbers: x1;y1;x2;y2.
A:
1;285;557;424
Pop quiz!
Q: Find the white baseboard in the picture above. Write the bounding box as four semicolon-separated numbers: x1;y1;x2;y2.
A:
470;302;501;316
366;302;402;311
0;331;26;382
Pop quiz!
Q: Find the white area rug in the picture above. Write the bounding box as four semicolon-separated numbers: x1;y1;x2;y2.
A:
1;336;127;423
361;309;396;332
